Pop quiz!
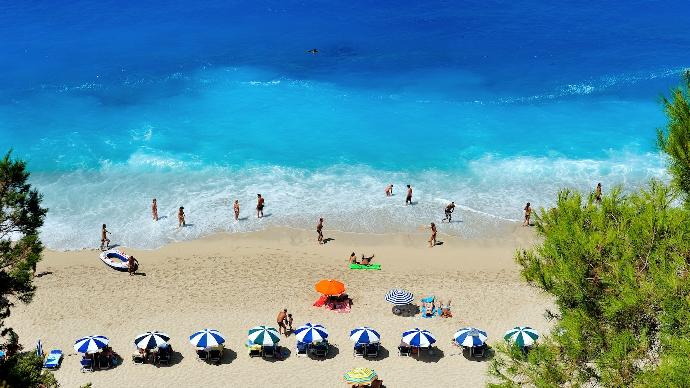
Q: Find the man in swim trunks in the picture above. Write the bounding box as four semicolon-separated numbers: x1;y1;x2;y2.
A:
385;184;393;197
406;185;413;205
256;194;265;218
233;199;240;221
277;309;288;336
100;224;111;251
443;202;455;222
152;198;158;221
317;218;324;244
178;206;186;227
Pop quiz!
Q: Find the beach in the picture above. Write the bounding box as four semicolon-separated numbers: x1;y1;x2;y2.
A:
8;225;553;387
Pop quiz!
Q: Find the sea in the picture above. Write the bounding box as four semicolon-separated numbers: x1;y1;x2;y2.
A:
1;1;688;249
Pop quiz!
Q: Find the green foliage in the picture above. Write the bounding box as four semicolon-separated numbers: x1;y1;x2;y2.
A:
0;352;58;388
658;70;690;205
0;150;47;339
489;181;690;387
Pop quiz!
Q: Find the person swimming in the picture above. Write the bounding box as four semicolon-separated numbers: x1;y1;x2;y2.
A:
306;48;319;54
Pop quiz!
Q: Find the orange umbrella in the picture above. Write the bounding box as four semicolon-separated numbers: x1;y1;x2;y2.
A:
315;279;345;295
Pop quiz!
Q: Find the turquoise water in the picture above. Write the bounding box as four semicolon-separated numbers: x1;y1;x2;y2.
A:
1;1;686;249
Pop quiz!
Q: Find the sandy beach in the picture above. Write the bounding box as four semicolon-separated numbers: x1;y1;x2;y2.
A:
8;226;553;387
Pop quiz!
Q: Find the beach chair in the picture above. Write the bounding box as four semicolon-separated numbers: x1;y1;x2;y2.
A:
159;348;172;365
208;349;222;363
296;341;309;357
472;344;487;358
365;343;380;358
248;345;262;358
98;354;110;369
80;357;94;372
197;349;209;361
313;342;328;358
262;345;276;358
132;352;146;364
43;349;63;369
398;345;412;357
353;343;365;357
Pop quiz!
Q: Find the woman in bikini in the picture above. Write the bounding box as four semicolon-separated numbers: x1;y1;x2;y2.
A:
428;222;437;247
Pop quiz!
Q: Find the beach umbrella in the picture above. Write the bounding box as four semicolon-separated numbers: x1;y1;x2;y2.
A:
315;279;345;295
189;329;226;349
344;367;378;385
74;335;109;354
385;288;414;305
349;327;381;344
134;331;170;350
454;327;488;347
247;325;281;346
294;323;329;343
401;328;436;348
504;326;539;347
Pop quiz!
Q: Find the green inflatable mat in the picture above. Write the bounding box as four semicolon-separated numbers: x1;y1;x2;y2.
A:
349;263;381;270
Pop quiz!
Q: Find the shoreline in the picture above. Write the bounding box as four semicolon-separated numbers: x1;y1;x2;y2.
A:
12;226;552;387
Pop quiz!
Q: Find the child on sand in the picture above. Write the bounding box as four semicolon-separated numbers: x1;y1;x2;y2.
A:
100;224;111;250
152;198;158;221
317;218;324;244
233;200;240;221
128;255;139;276
178;206;186;227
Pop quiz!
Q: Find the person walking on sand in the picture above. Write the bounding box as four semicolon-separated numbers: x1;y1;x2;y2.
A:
178;206;186;227
287;314;294;333
523;202;532;226
152;198;158;221
256;194;265;218
317;217;324;244
233;199;240;221
100;224;111;251
443;201;455;222
595;183;602;203
385;184;393;197
128;255;139;276
405;184;413;205
428;222;437;247
277;309;288;336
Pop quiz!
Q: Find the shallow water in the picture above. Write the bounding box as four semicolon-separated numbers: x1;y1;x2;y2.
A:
1;1;687;249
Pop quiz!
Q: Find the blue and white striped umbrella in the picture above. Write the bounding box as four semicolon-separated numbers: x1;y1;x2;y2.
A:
294;323;329;343
454;327;488;347
189;329;226;349
74;335;109;354
401;328;436;348
385;289;414;305
134;331;170;350
350;327;381;344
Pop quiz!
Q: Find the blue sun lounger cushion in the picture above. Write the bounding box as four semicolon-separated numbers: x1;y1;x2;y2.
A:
43;349;63;369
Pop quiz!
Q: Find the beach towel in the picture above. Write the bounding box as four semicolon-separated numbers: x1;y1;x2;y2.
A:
313;295;327;307
349;263;381;270
43;349;63;369
326;300;351;313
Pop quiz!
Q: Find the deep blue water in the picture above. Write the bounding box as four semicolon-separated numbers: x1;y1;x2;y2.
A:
1;1;688;248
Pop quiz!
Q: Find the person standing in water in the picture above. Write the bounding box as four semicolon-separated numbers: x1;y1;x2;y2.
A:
405;185;413;205
523;202;532;226
178;206;186;227
385;184;394;197
443;201;455;222
595;183;602;203
233;199;240;221
256;194;265;218
152;198;158;221
100;224;111;250
317;217;324;244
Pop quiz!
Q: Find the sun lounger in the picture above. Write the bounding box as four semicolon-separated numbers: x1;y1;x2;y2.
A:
208;349;222;363
159;348;172;365
262;345;276;358
365;343;380;358
98;354;110;369
43;349;62;369
312;342;328;358
80;357;94;372
349;263;382;270
472;344;487;358
296;341;309;357
353;343;366;357
398;345;412;357
420;305;440;318
196;349;209;361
